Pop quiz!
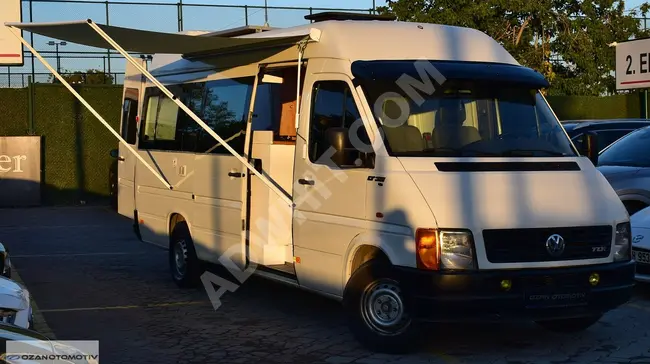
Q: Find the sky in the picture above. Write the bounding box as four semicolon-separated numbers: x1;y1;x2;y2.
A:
3;0;649;83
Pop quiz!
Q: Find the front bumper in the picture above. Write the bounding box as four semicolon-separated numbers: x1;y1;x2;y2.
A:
396;260;635;322
634;261;650;283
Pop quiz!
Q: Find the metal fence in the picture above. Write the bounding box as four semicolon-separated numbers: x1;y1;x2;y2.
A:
1;0;377;87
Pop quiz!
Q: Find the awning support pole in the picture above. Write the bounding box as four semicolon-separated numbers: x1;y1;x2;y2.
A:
8;25;173;190
85;20;294;207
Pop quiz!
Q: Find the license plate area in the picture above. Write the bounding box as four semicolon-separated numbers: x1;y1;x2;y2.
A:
523;276;589;308
633;249;650;264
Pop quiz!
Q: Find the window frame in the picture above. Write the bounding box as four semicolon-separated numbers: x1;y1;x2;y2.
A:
120;88;139;145
306;78;375;169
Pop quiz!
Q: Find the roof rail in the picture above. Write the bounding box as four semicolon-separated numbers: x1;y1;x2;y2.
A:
304;11;396;23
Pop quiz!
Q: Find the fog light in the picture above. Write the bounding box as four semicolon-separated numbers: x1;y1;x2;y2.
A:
589;273;600;286
500;279;512;291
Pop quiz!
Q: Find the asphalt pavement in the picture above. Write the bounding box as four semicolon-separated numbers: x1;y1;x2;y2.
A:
2;206;650;364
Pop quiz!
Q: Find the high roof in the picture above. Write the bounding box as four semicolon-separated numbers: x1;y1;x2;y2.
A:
232;20;519;65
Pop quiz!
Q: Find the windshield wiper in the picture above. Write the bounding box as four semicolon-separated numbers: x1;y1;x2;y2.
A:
500;149;569;157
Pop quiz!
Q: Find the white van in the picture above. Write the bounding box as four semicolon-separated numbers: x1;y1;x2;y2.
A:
8;11;636;353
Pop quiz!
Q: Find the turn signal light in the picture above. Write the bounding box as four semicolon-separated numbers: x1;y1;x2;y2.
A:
416;228;439;270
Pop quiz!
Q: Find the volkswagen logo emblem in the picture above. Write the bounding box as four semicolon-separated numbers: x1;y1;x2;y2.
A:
545;234;565;257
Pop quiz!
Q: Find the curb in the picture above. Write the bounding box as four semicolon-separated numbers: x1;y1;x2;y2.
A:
11;267;57;339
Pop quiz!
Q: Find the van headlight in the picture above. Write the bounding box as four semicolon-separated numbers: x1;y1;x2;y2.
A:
614;222;631;261
416;229;476;270
440;231;476;270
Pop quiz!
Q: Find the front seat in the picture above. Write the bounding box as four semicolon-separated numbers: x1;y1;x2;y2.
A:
431;100;481;149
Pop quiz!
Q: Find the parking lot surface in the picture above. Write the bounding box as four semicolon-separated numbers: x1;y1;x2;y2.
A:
2;206;650;364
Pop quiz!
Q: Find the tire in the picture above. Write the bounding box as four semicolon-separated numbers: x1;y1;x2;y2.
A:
169;221;201;288
536;314;602;333
342;260;419;354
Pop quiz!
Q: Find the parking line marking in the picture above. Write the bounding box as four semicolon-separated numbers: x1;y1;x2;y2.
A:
39;301;209;313
11;252;163;258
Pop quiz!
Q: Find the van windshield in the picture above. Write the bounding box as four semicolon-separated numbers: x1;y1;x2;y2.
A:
361;80;576;158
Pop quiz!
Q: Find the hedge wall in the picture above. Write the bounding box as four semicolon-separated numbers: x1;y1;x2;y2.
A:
0;84;122;205
546;93;641;120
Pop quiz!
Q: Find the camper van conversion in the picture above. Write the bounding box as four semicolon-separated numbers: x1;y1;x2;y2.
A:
6;12;635;353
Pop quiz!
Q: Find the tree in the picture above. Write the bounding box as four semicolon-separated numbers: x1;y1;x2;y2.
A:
378;0;650;96
49;69;114;85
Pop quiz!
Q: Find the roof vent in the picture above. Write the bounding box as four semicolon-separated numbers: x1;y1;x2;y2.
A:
304;11;396;23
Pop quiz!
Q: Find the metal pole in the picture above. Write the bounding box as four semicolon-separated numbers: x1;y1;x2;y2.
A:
9;26;173;190
178;0;183;32
29;0;35;82
7;67;10;88
86;21;293;205
244;5;248;26
56;44;60;73
264;0;268;26
373;0;376;14
105;1;111;76
27;75;34;134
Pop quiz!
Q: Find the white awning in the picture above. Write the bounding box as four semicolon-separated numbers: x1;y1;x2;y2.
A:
5;19;314;56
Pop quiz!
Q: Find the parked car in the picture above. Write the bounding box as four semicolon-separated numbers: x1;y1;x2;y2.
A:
0;243;12;279
0;275;33;330
630;206;650;283
596;125;650;215
562;119;650;153
0;322;98;364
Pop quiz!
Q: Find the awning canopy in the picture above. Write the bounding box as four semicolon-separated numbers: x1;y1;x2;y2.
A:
5;19;314;56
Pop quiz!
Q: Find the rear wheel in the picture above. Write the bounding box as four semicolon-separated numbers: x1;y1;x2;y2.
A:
169;221;201;288
342;261;419;354
536;315;602;333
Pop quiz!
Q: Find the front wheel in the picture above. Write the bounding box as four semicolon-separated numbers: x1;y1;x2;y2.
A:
342;261;419;354
535;315;602;333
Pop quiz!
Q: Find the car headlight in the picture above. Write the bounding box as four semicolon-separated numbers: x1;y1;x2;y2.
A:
614;222;631;261
416;229;476;270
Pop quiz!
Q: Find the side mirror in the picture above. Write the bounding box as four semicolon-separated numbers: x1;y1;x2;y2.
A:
581;131;599;165
110;149;119;159
326;127;350;167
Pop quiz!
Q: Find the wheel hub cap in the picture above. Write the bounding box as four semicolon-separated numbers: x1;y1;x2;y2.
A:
173;240;188;279
361;280;410;335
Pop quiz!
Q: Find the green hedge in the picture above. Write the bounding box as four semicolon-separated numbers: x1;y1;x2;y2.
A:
0;84;122;205
547;93;641;120
0;88;30;136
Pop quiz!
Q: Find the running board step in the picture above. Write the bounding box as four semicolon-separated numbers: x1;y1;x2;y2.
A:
260;262;296;278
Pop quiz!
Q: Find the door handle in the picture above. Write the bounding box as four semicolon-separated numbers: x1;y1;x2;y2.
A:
298;178;315;186
228;172;243;178
117;156;125;162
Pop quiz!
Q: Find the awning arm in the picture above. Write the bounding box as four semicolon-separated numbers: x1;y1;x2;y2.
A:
85;20;294;207
7;25;173;190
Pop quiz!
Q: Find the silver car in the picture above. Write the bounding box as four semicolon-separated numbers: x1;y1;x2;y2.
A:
597;125;650;216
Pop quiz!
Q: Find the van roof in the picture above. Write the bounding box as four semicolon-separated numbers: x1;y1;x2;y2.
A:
227;19;519;65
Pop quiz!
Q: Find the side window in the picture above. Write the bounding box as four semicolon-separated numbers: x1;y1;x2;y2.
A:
120;88;139;145
308;81;371;167
197;77;254;154
597;130;631;151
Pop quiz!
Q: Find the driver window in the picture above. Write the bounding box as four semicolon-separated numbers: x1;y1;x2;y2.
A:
308;81;372;168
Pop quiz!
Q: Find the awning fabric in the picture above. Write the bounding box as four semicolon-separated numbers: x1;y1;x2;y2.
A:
5;19;311;56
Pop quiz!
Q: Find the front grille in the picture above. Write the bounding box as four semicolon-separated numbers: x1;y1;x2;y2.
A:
483;226;612;263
